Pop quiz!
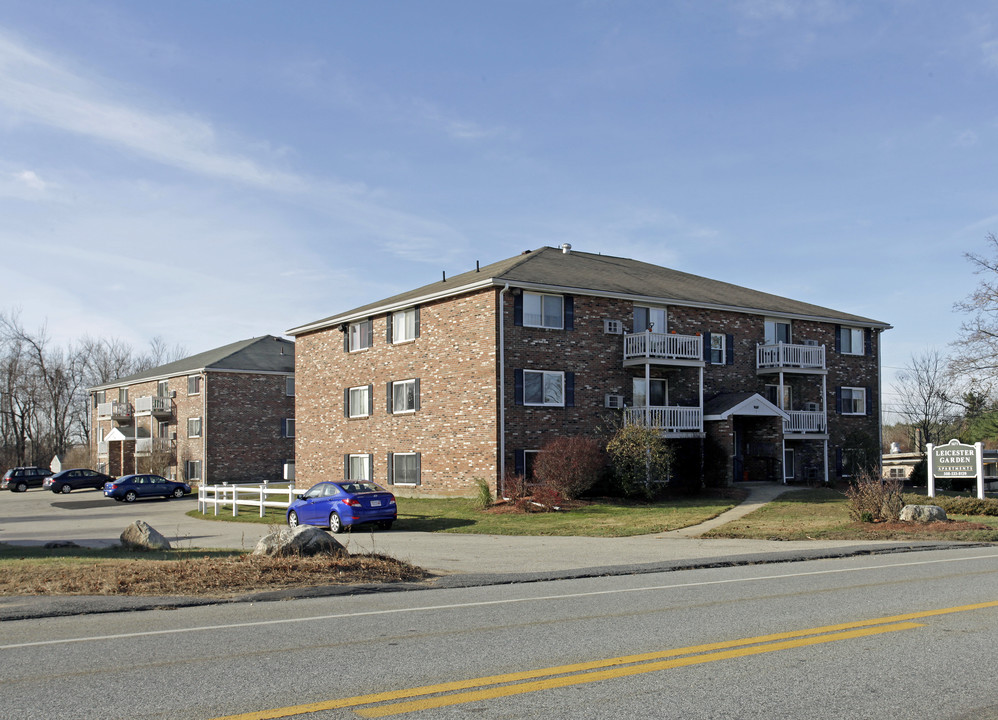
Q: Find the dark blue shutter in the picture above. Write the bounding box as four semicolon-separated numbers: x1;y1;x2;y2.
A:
367;455;374;482
365;319;373;348
514;449;525;477
386;454;394;485
514;369;524;405
343;328;349;353
386;313;393;344
835;387;843;414
415;452;422;486
865;387;873;416
702;332;712;362
834;326;842;353
386;382;393;414
343;454;349;480
343;388;349;418
367;384;374;416
513;293;523;326
564;296;574;331
281;418;287;437
414;306;421;338
835;448;843;476
864;329;873;357
414;378;421;411
565;372;575;407
726;334;734;365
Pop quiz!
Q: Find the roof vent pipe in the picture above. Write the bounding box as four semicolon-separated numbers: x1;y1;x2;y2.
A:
561;243;572;254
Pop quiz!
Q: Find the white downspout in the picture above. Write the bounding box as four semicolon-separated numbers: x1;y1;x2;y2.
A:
498;284;510;498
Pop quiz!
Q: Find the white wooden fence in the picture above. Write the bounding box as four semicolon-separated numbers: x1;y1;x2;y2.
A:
198;482;300;517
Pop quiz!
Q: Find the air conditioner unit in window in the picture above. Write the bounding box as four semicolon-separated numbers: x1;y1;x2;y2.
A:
603;319;623;335
605;394;625;409
170;431;177;440
283;462;296;481
170;390;177;398
803;339;819;346
804;402;820;412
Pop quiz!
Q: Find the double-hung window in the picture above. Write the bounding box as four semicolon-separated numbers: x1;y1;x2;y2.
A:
764;319;791;345
389;452;421;485
346;385;372;418
118;388;128;404
523;292;564;329
709;334;725;365
188;375;201;395
838;327;865;355
389;379;419;414
186;460;202;482
157;380;169;397
187;417;202;438
282;419;295;438
286;376;295;396
346;454;372;481
348;319;373;352
524;370;564;406
391;308;419;343
840;387;866;415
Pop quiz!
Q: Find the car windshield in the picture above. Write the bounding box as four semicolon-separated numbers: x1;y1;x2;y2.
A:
339;482;381;494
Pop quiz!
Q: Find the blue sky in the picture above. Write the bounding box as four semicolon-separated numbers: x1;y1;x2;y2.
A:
2;1;997;417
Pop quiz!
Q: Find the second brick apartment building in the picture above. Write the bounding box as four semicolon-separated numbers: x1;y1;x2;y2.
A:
288;246;890;495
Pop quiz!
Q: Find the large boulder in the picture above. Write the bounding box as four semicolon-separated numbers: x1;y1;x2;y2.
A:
120;520;172;550
900;505;948;523
253;525;347;557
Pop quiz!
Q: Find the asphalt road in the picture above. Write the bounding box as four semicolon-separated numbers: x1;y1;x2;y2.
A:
4;546;998;719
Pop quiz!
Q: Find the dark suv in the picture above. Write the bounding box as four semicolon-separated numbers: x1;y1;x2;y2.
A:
2;467;53;492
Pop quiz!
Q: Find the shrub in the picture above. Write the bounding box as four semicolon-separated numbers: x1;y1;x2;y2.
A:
605;423;674;500
472;477;493;510
532;436;606;500
529;485;565;511
903;493;998;517
845;471;904;523
500;472;526;500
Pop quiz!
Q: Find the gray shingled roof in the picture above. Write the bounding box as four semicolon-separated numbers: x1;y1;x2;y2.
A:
287;246;890;335
90;335;294;391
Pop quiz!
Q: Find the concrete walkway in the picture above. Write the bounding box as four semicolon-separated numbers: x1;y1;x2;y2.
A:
661;482;795;537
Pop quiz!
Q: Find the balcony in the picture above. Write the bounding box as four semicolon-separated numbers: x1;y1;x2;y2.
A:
135;438;175;455
783;410;826;435
756;343;825;372
96;401;133;421
134;396;173;416
624;406;703;434
623;331;703;367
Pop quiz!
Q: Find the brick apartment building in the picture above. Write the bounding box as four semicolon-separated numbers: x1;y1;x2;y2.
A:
90;336;295;484
288;246;889;495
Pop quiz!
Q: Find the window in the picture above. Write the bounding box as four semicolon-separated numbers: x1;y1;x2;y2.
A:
766;384;792;410
346;454;372;481
282;419;295;438
390;452;420;485
97;426;104;443
185;460;201;482
283;461;296;481
389;379;419;414
348;319;373;352
838;326;865;355
764;319;791;344
710;334;726;365
840;387;866;415
784;448;795;480
157;421;170;439
633;378;667;407
391;308;419;343
523;292;564;329
286;376;295;396
95;390;105;406
157;380;169;397
633;306;667;333
888;467;907;479
118;387;128;404
523;450;539;481
187;417;202;438
523;370;564;406
188;375;201;395
346;385;372;418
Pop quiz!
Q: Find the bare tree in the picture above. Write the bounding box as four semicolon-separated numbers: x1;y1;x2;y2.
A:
952;234;998;384
892;349;958;452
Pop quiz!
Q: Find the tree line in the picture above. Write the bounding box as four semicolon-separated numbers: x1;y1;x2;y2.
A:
0;310;184;470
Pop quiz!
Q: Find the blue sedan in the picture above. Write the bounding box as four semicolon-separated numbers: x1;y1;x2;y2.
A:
287;481;396;533
104;474;192;503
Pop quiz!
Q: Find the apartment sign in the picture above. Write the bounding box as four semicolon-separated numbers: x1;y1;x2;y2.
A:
931;439;978;478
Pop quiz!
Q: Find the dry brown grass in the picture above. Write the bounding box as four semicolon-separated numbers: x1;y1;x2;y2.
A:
0;553;429;597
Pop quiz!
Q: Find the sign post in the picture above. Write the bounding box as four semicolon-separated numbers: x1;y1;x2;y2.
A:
927;439;984;500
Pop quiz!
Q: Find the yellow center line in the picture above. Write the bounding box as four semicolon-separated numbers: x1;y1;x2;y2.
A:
210;600;998;720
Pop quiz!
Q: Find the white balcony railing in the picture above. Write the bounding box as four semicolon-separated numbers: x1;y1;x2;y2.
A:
624;331;703;363
96;401;132;420
134;396;172;415
784;410;826;434
756;343;825;370
624;406;703;433
135;438;175;455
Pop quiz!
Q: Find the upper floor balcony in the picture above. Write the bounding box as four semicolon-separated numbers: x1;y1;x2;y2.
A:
96;401;133;421
135;438;175;455
783;409;826;435
756;342;826;373
134;396;173;417
623;405;703;435
623;331;704;368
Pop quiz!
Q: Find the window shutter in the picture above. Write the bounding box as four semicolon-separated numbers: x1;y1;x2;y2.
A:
725;334;734;365
367;455;374;482
564;296;574;331
365;319;373;348
343;454;349;480
514;449;525;477
414;378;421;411
386;382;393;414
865;387;873;416
343;388;349;418
514;369;524;405
864;329;873;357
281;418;287;437
415;452;422;486
835;448;843;476
835;387;842;414
565;371;575;407
367;384;374;416
834;326;841;353
386;453;394;485
414;306;421;338
343;329;349;353
702;332;711;362
386;313;393;344
513;293;523;326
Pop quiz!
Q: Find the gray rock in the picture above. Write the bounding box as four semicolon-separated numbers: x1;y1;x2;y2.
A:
899;504;948;523
120;520;172;550
252;525;347;557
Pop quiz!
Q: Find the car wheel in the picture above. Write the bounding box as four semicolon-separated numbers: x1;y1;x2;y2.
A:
60;484;72;494
377;520;393;531
171;487;184;498
123;490;137;503
15;482;27;493
288;510;299;528
328;512;344;533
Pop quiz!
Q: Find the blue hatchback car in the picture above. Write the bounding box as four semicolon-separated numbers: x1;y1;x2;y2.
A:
287;481;397;533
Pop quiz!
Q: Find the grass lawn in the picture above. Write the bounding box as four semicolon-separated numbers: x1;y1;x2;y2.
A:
187;493;746;538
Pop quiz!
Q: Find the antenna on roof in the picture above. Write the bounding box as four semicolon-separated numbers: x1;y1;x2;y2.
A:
442;271;446;282
476;260;480;272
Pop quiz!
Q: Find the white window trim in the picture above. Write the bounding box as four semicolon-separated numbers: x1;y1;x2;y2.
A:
392;452;420;486
284;418;295;438
392;379;418;414
784;448;795;480
841;387;866;415
348;453;371;481
840;327;864;355
348;385;370;418
187;375;201;395
187;417;202;438
186;460;202;482
523;292;564;330
709;333;726;365
392;308;418;344
348;320;372;352
523;370;565;407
